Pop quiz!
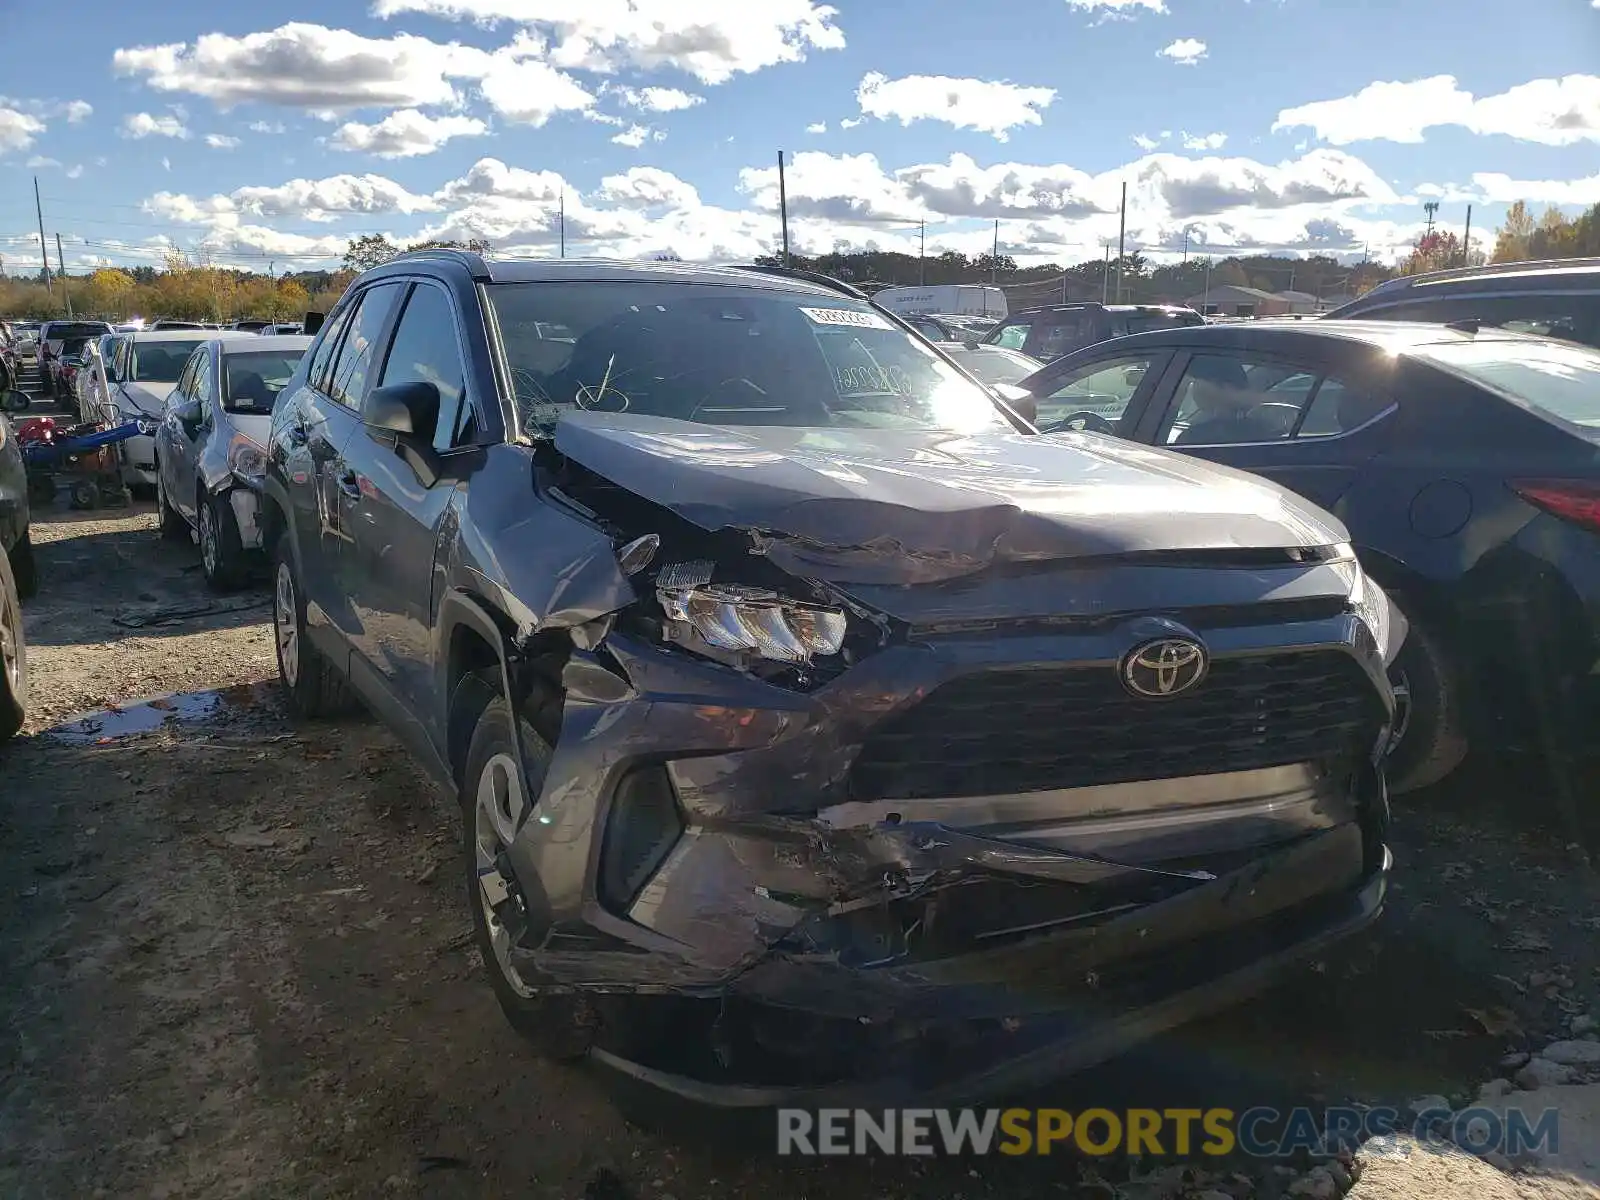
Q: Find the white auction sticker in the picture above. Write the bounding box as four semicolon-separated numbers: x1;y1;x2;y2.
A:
800;306;893;330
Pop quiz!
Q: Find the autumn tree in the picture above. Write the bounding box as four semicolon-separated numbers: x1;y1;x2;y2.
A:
1492;201;1535;263
343;234;400;273
82;269;136;317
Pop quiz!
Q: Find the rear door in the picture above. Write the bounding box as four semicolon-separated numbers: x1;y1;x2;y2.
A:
1139;348;1398;511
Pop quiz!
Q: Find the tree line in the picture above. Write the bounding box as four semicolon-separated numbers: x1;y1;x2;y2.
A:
0;202;1591;322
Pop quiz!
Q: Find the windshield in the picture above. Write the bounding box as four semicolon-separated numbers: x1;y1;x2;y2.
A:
945;346;1044;387
130;340;200;384
489;282;1007;436
1415;338;1600;430
223;350;305;413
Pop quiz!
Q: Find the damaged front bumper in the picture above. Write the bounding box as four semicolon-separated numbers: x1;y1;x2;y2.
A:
500;611;1393;1103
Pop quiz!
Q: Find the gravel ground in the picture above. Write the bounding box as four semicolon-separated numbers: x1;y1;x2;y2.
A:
2;501;1599;1199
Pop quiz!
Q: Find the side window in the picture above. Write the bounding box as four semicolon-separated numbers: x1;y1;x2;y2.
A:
192;352;215;423
911;318;943;341
1298;377;1393;438
1369;294;1600;350
173;351;198;403
992;323;1030;351
306;304;353;393
377;284;470;453
1034;354;1159;433
1162;354;1319;446
327;283;404;408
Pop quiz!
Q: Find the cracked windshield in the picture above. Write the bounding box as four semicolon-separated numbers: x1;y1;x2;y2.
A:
2;2;1599;1200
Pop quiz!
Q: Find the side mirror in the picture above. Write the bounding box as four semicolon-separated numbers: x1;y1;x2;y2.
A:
993;383;1037;427
303;311;325;337
363;382;442;486
173;397;203;432
0;389;30;413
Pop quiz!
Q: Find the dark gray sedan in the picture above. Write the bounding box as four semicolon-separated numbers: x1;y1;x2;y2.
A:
0;388;35;599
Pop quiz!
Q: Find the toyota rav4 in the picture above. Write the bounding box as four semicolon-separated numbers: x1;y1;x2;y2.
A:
263;253;1398;1105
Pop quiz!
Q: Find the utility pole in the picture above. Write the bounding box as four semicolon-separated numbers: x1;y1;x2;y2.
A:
34;176;51;295
918;219;925;285
988;219;999;316
1115;181;1127;303
55;233;72;317
1203;258;1213;313
559;190;566;259
1462;205;1473;267
777;151;791;268
1182;226;1190;266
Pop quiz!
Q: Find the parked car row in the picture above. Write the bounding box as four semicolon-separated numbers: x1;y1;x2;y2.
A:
5;252;1595;1113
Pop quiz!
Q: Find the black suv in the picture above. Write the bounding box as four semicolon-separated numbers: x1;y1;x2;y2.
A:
1326;258;1600;349
264;253;1396;1104
985;302;1205;362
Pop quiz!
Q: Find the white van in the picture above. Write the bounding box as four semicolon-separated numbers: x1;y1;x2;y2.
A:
872;285;1009;320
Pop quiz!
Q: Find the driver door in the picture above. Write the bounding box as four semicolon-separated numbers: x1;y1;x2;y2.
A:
1026;350;1173;436
169;347;214;524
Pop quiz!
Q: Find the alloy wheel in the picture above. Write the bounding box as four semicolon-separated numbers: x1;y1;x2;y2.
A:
199;504;218;576
274;561;300;688
0;588;19;694
475;751;534;998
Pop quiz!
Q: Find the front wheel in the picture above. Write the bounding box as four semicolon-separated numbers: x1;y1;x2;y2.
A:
0;546;27;740
1386;610;1469;794
463;692;597;1061
199;493;246;592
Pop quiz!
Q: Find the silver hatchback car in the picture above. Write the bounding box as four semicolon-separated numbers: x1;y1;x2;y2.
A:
154;335;313;590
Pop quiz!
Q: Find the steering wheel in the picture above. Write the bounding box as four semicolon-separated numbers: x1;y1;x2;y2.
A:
1052;410;1118;435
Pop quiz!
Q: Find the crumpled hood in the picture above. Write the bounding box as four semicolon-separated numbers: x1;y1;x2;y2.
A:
553;412;1347;585
118;381;175;417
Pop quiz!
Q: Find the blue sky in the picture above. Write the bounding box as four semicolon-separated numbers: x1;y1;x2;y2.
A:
0;0;1596;273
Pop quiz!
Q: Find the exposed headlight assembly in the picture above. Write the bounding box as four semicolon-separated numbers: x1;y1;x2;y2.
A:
657;573;847;665
227;435;269;482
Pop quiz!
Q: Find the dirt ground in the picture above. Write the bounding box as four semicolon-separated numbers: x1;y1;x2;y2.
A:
4;501;1600;1199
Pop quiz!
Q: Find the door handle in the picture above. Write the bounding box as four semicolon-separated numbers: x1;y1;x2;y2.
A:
337;469;362;500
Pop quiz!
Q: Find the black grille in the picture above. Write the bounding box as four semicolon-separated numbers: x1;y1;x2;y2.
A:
849;651;1381;801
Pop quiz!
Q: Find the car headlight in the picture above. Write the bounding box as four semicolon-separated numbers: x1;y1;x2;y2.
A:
657;581;847;664
1349;569;1406;669
227;435;268;481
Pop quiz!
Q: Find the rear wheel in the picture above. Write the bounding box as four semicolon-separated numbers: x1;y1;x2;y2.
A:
155;465;187;539
1386;610;1469;794
272;535;350;719
463;692;597;1061
0;546;27;740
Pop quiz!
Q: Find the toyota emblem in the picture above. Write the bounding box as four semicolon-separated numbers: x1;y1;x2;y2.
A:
1121;638;1208;698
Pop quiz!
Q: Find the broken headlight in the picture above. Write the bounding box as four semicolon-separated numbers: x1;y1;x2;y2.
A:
1329;545;1404;668
658;580;847;664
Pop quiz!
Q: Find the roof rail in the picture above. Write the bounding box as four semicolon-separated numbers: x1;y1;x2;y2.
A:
1378;255;1600;291
384;247;491;278
727;264;869;299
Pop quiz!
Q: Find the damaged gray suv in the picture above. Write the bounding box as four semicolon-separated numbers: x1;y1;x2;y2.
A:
263;252;1398;1105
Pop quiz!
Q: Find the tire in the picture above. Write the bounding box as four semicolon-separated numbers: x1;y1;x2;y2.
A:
1386;610;1470;794
199;492;246;592
68;480;97;510
155;466;188;540
0;545;26;740
462;692;598;1062
8;531;38;601
271;534;350;719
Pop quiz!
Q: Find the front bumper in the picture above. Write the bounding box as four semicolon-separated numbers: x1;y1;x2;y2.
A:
227;483;265;550
498;603;1393;1099
121;432;158;487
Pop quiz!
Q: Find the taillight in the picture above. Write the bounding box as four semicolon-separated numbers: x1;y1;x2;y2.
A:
1512;479;1600;534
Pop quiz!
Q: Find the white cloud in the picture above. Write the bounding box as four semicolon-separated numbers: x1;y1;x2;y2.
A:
612;86;703;112
839;116;863;129
329;108;487;156
143;191;239;224
611;124;664;148
63;100;92;123
161;156;172;171
1158;38;1208;66
479;53;596;126
205;133;241;149
0;107;45;152
856;72;1056;141
370;0;845;84
1275;74;1600;146
1132;133;1159;151
595;166;700;209
122;112;191;139
1472;170;1600;206
807;121;827;134
249;120;286;134
1181;131;1227;150
112;22;497;112
233;174;441;221
65;165;82;179
1066;0;1168;15
25;155;59;168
